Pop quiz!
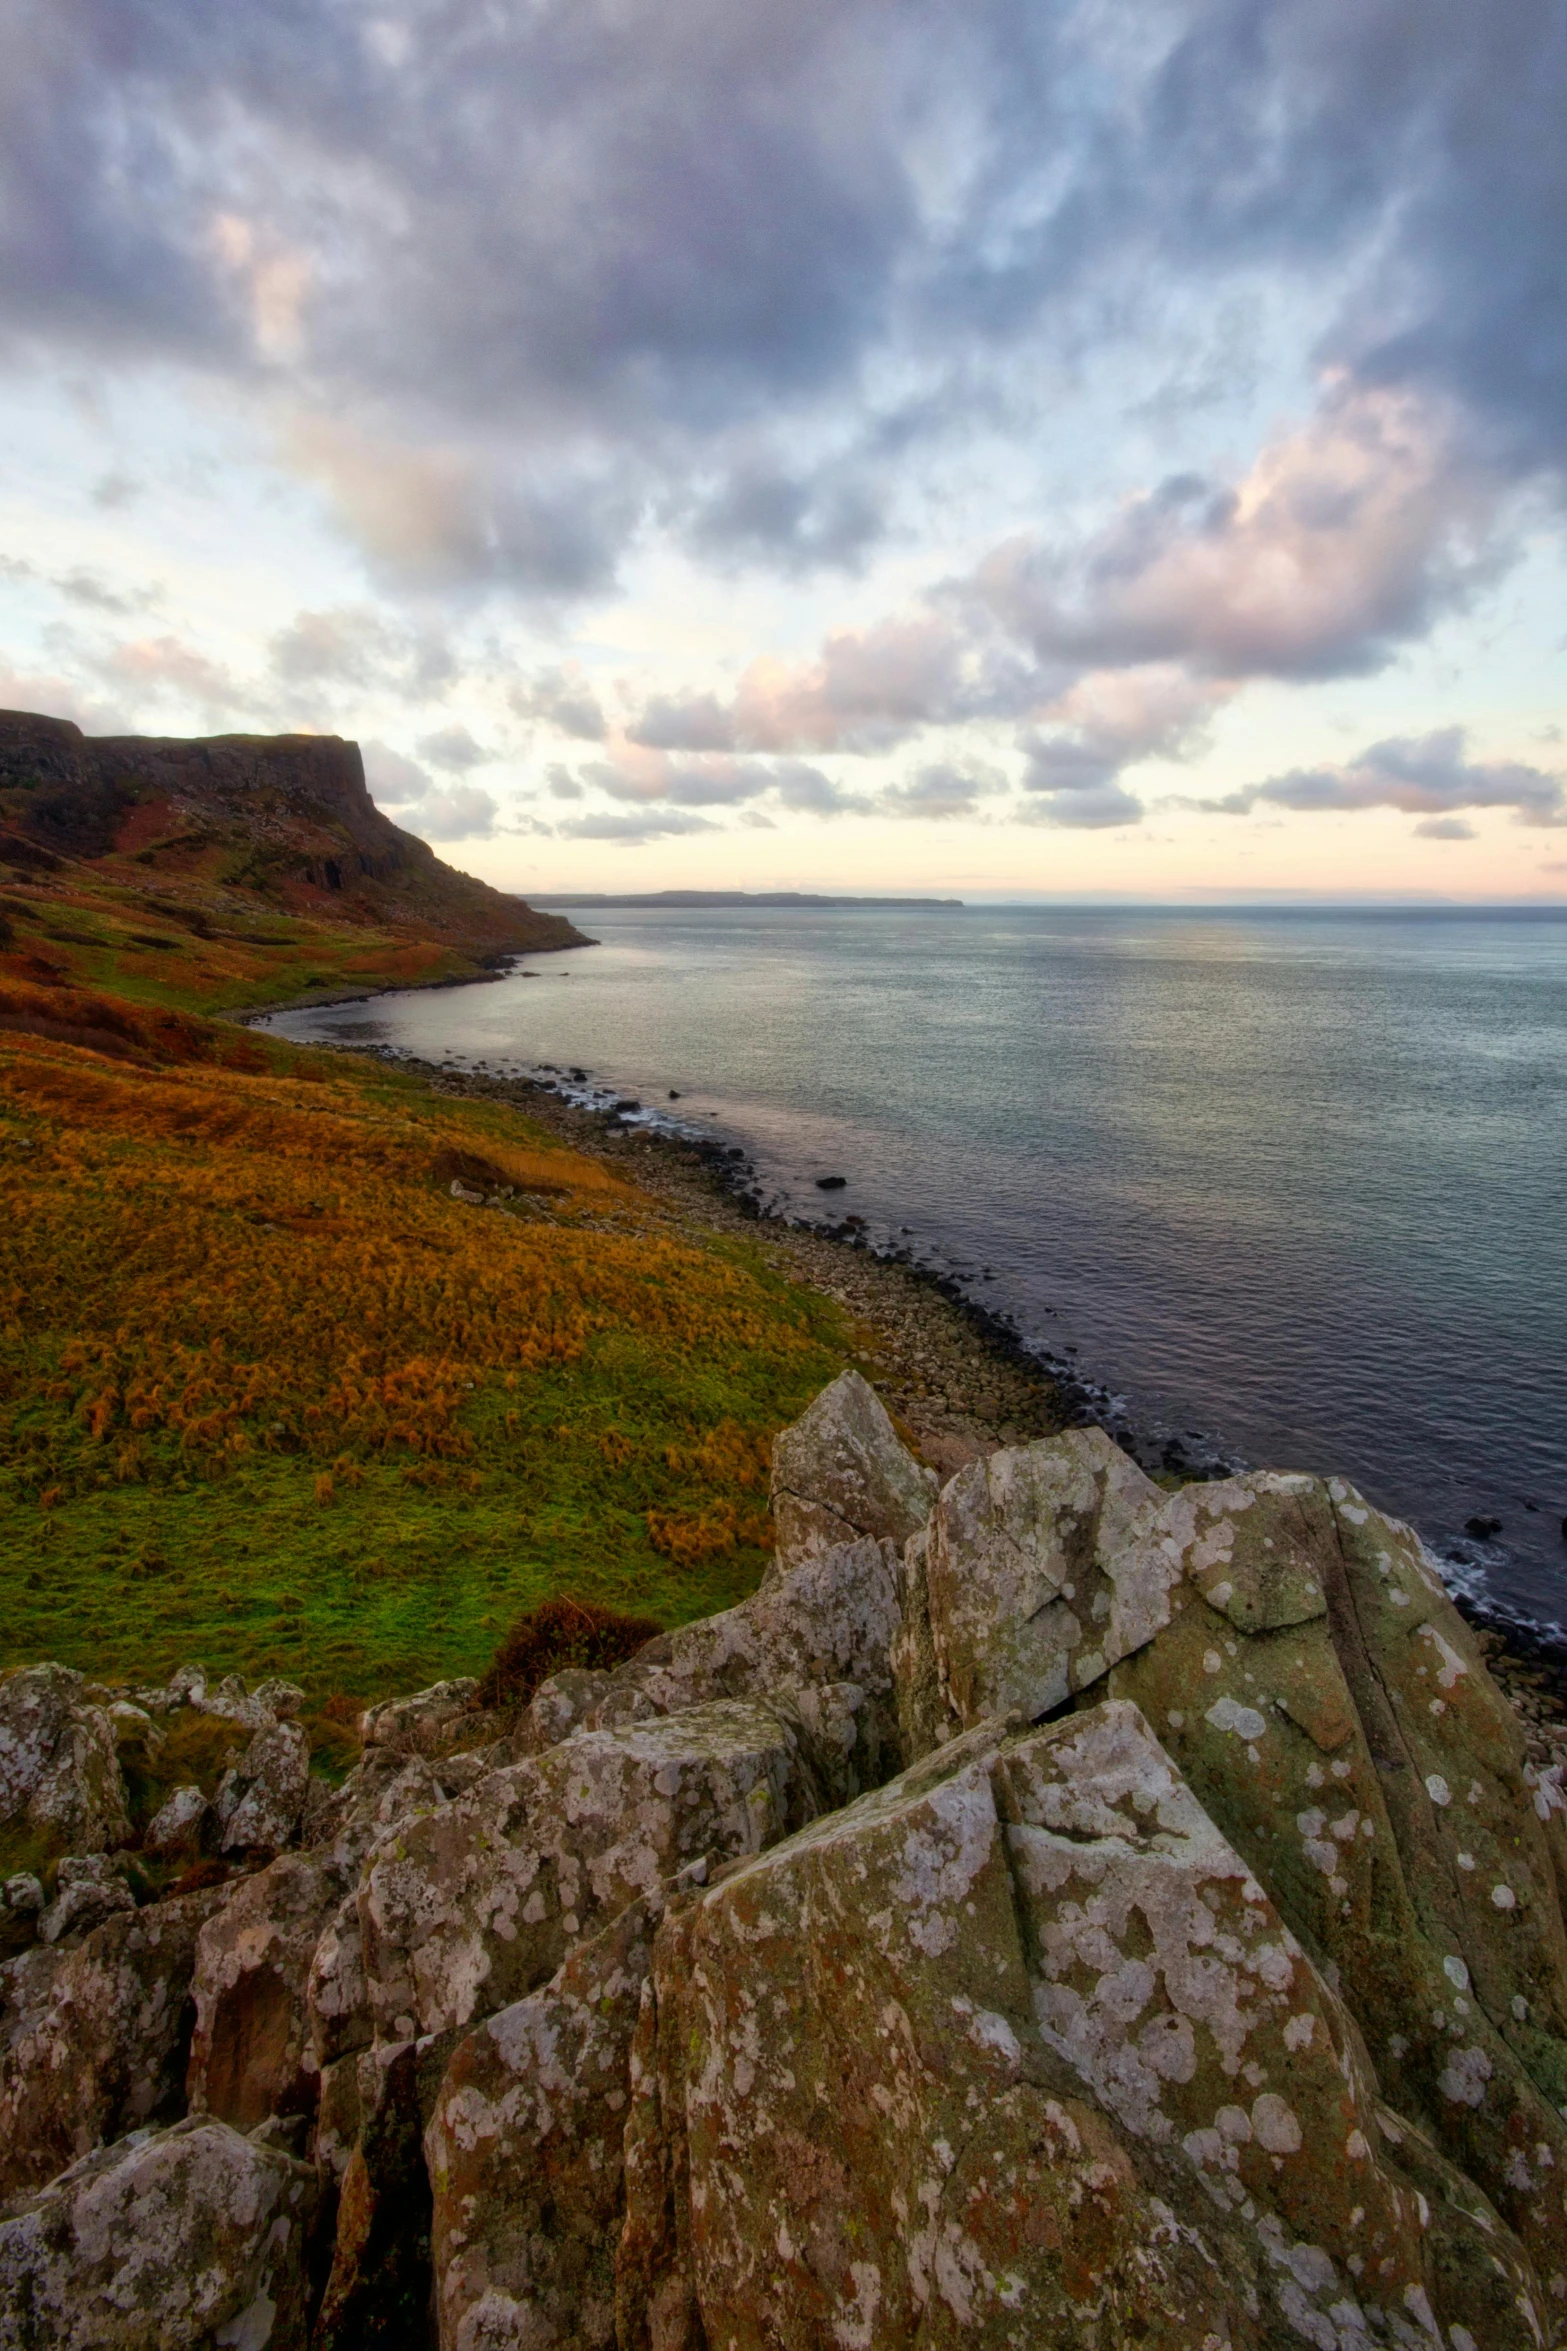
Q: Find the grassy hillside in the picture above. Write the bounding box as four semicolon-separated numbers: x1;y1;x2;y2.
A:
0;1000;848;1704
0;923;855;1722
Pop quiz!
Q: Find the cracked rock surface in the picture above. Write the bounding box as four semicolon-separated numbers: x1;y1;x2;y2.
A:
0;1376;1563;2347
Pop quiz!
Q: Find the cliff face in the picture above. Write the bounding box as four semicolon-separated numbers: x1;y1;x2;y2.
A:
0;710;584;958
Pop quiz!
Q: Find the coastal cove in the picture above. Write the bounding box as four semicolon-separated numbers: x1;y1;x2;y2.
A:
261;900;1567;1644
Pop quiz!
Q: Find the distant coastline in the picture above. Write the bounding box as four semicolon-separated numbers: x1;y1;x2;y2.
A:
526;889;963;909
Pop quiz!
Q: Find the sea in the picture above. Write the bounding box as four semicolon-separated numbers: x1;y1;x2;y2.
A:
259;902;1567;1643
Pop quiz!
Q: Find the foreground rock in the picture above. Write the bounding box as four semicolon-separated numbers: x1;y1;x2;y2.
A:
623;1699;1546;2348
769;1368;936;1565
0;1376;1565;2348
0;2116;317;2348
358;1697;809;2047
0;1886;226;2204
0;1666;130;1856
1108;1469;1567;2296
427;1898;657;2351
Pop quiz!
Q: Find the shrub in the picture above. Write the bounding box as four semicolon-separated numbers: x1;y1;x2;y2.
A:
478;1595;663;1710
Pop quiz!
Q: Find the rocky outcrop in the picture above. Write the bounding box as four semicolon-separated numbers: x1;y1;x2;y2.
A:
0;1379;1564;2347
0;2117;317;2349
358;1698;809;2047
0;1887;226;2203
427;1898;657;2350
623;1701;1545;2347
900;1425;1168;1752
0;1666;130;1856
1107;1468;1567;2300
769;1368;936;1565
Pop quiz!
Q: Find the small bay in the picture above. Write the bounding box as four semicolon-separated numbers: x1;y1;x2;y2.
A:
262;902;1567;1635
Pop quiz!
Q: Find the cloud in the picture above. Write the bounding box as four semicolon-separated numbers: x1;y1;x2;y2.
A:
284;415;632;595
1210;728;1567;827
362;741;432;807
974;388;1501;683
1413;816;1476;840
558;743;852;816
881;761;1002;820
363;740;498;837
1;0;1563;617
269;607;455;700
554;808;722;844
1017;781;1146;830
511;668;607;742
400;783;501;841
417;724;488;771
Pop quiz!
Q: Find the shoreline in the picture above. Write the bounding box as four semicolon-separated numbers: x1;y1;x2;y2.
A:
272;1016;1567;1762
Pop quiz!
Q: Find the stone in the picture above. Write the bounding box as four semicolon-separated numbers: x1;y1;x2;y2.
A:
252;1679;307;1721
1107;1473;1567;2306
0;1885;226;2201
619;1701;1548;2350
361;1678;480;1756
359;1698;810;2045
186;1850;349;2131
428;1897;657;2351
311;2029;458;2349
518;1667;614;1753
556;1536;904;1802
769;1368;936;1566
910;1425;1165;1745
143;1784;212;1857
214;1719;310;1854
1;1876;41;1916
195;1673;278;1734
0;2115;317;2349
0;1664;130;1855
38;1855;136;1945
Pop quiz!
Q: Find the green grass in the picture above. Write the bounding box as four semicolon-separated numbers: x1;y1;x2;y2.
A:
1;1322;843;1711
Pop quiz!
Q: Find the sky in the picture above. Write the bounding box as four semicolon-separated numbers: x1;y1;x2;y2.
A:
2;0;1565;901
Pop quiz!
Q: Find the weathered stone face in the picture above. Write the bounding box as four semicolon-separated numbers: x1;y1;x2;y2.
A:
545;1536;904;1803
1108;1475;1567;2308
0;1664;129;1855
360;1698;812;2046
428;1896;657;2351
914;1426;1166;1740
0;1885;226;2203
622;1703;1549;2350
214;1719;310;1855
769;1368;936;1566
186;1851;349;2131
361;1677;481;1757
0;2116;318;2349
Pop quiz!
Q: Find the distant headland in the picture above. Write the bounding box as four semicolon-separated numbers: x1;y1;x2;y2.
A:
527;889;964;909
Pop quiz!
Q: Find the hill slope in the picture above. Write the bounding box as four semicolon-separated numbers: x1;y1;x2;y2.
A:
0;708;583;972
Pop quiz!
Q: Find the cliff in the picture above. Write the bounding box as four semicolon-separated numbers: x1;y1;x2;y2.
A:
0;709;585;961
0;1373;1563;2346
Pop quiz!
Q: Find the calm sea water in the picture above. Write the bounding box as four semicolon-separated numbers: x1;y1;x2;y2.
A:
262;905;1567;1634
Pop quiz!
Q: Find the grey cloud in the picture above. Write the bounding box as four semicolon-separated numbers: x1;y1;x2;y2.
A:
1414;816;1476;840
546;766;585;801
881;761;1001;820
3;0;1562;617
555;808;722;844
398;782;501;841
1211;728;1566;826
269;606;456;699
974;388;1502;683
513;669;608;742
628;694;737;753
417;724;488;771
1017;781;1145;830
362;741;432;807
